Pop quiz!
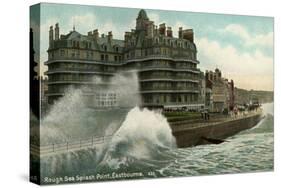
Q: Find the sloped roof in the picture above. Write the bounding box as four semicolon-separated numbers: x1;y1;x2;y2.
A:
137;9;149;20
97;37;124;47
64;30;82;40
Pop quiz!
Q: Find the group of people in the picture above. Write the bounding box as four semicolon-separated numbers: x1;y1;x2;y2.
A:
200;109;210;120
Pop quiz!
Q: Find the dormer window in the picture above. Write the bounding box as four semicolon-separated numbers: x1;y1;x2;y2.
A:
104;45;107;52
115;46;119;52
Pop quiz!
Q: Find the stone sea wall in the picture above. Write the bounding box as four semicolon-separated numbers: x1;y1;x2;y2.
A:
172;113;263;148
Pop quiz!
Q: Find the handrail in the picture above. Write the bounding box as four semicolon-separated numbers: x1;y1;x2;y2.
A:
30;134;115;156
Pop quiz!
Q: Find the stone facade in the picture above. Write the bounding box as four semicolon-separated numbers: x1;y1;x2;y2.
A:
45;9;203;110
205;68;235;112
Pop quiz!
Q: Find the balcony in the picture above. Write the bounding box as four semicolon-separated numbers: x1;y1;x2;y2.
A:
125;54;199;64
139;75;199;82
46;68;116;75
138;66;200;73
45;58;123;66
140;86;199;94
142;101;204;107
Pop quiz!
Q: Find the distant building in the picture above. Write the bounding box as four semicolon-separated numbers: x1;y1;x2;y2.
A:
205;68;235;112
234;87;273;105
205;87;213;110
45;9;203;110
198;71;206;109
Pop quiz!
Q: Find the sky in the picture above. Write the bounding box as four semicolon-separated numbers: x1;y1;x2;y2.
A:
30;3;274;91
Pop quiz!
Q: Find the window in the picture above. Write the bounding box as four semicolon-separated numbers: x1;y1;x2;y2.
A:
114;56;117;62
60;50;65;57
101;54;104;61
178;95;182;103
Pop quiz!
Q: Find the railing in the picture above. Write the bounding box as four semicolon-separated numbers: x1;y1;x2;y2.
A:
139;64;198;70
125;55;199;64
45;55;199;66
141;86;198;91
30;134;114;156
46;57;123;65
138;67;200;73
142;102;204;107
46;67;199;75
46;68;116;74
139;75;199;81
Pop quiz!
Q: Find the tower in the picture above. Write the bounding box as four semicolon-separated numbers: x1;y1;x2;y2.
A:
136;9;149;31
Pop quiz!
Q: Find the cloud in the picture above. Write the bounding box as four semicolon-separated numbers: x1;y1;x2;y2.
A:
223;24;273;48
197;37;273;91
36;12;273;91
148;13;160;24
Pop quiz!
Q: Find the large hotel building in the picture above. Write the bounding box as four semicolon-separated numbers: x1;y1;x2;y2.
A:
45;9;203;109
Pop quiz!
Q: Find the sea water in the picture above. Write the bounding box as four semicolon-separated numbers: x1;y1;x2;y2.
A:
36;72;273;183
39;103;273;183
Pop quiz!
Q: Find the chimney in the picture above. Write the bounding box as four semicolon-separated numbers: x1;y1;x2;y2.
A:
93;29;99;40
55;23;59;40
124;32;131;47
210;71;214;81
154;25;158;35
178;27;183;39
205;71;209;80
231;80;234;89
167;27;173;37
88;31;93;36
124;32;131;41
108;31;113;43
159;23;166;36
49;26;54;46
182;29;194;42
